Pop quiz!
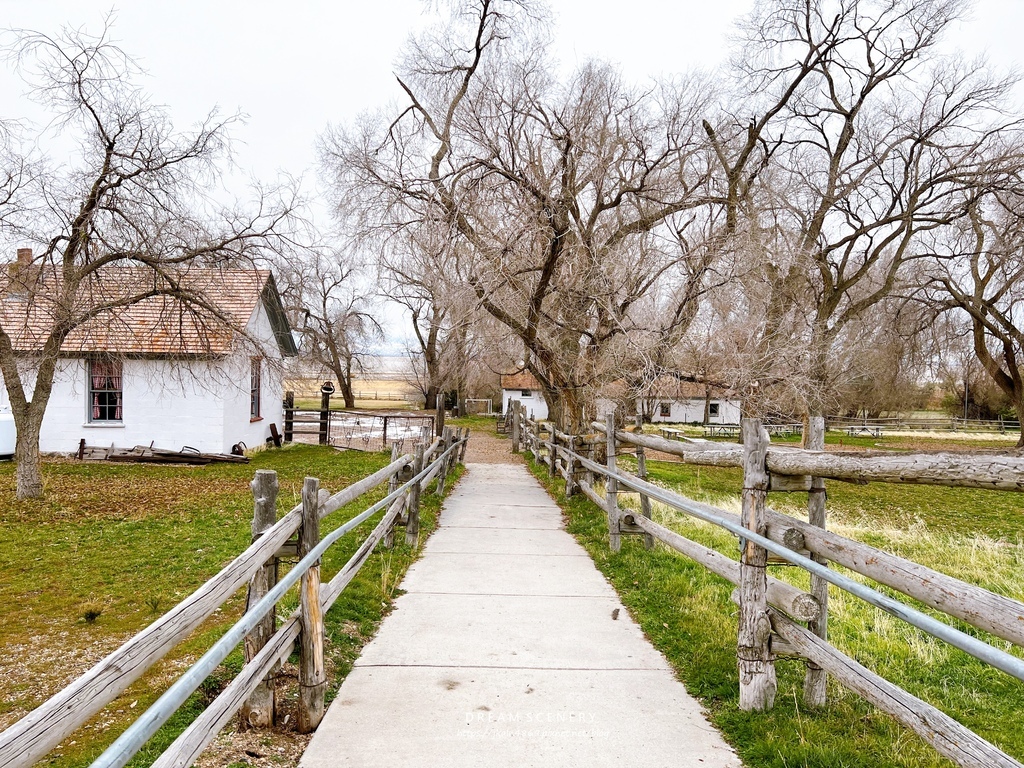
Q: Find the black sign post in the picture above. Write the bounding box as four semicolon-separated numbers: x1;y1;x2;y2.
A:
319;381;335;445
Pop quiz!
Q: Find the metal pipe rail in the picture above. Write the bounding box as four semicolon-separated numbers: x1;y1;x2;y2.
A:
562;447;1024;684
92;436;467;768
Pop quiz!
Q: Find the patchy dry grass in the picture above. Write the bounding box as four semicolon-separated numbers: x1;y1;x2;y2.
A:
0;444;455;768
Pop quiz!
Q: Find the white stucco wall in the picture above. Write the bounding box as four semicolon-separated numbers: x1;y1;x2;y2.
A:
223;301;286;452
502;388;549;420
648;398;741;424
0;299;288;454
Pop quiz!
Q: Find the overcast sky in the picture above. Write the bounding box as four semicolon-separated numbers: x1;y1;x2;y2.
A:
2;1;1022;351
3;1;1022;199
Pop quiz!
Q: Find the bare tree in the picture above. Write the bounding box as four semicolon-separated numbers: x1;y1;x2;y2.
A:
921;197;1024;444
0;24;296;497
705;0;1017;420
323;2;723;429
278;250;382;410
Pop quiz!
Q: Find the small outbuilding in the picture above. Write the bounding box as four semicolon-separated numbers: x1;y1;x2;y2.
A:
641;382;741;424
500;371;549;420
0;264;297;454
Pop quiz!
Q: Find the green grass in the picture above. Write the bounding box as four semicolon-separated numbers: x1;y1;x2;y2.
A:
526;452;1024;768
0;444;456;767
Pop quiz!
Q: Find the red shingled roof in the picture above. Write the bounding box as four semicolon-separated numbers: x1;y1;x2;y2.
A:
500;371;543;390
0;265;294;356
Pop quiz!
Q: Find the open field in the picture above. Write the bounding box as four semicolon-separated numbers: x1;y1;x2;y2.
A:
0;444;454;768
526;434;1024;768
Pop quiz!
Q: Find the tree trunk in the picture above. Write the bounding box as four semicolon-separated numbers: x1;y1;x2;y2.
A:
424;386;439;411
1015;397;1024;449
543;384;588;433
14;415;44;499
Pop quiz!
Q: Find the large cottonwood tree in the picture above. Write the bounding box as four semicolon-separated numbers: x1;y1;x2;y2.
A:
323;1;723;429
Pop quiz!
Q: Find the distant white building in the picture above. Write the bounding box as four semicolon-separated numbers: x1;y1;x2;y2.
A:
500;371;549;420
0;264;297;454
646;396;741;424
640;381;741;424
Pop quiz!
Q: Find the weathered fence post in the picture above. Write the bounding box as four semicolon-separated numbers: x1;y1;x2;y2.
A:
240;470;279;729
298;477;326;733
635;415;654;551
511;401;521;453
738;419;777;711
283;392;294;443
437;427;452;496
406;442;424;547
586;439;595;486
384;443;400;549
435;399;445;437
532;419;540;461
605;412;621;552
549;427;559;478
565;435;577;497
804;415;828;707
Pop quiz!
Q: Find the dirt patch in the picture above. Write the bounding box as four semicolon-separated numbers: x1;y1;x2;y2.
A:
463;428;520;464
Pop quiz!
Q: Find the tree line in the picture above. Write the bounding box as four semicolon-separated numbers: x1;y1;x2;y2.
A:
318;0;1024;445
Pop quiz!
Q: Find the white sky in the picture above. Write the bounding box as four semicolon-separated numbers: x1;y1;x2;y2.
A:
4;1;1021;198
2;0;1022;350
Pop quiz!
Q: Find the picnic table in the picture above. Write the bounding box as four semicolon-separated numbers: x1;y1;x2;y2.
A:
703;424;741;439
659;427;686;440
846;425;883;437
764;423;803;438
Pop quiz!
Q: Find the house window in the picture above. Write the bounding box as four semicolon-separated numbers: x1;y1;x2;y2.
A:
659;402;671;418
709;402;720;417
521;389;532;398
250;359;261;419
89;360;123;422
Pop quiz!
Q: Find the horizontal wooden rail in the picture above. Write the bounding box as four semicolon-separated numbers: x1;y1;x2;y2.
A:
565;448;1024;682
0;453;412;768
763;510;1024;648
582;425;1024;647
624;511;820;621
769;610;1022;768
91;436;468;768
154;495;410;768
595;422;1024;492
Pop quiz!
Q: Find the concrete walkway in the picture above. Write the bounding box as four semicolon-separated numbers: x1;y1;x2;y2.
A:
300;462;741;768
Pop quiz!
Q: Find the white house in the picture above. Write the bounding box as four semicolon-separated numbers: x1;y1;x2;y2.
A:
500;371;549;420
646;396;741;424
641;382;741;424
0;264;297;454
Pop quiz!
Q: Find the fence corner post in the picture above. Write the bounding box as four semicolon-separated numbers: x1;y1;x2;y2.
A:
406;442;425;548
240;469;279;730
298;477;326;733
738;418;776;711
605;412;621;552
804;415;829;707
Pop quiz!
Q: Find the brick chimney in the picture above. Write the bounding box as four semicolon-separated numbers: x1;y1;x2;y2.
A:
16;248;32;265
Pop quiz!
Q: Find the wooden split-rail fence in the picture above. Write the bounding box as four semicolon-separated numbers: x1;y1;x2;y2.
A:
505;400;1024;768
0;427;470;768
